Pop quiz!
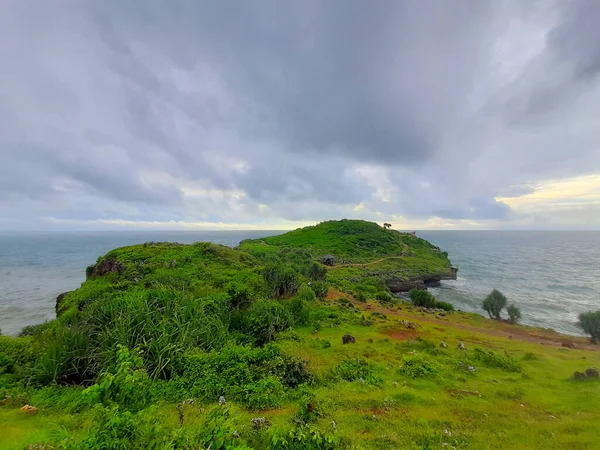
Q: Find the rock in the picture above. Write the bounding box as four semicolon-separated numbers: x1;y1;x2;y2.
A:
573;371;587;380
251;417;271;430
342;334;356;344
320;255;336;267
86;258;125;278
331;420;337;430
402;320;418;330
457;342;465;350
368;339;374;343
218;396;226;405
55;291;71;314
20;405;38;415
585;367;599;378
440;341;448;348
562;342;577;349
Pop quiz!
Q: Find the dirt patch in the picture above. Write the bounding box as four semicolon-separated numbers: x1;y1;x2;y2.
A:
385;329;419;341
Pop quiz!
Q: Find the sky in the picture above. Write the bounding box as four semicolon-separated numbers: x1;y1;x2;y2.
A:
1;1;600;231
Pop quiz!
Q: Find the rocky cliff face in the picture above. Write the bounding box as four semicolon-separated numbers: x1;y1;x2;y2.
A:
385;267;458;292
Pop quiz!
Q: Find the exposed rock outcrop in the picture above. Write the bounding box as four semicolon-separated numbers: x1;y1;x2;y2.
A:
55;291;71;315
385;267;458;293
86;258;125;279
342;334;356;344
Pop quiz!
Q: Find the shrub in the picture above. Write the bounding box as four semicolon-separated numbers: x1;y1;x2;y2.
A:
84;345;152;412
577;310;600;343
289;296;310;326
175;344;310;406
472;347;521;372
409;289;436;308
263;264;300;298
482;289;507;320
507;304;522;324
333;358;383;385
296;285;316;302
246;300;293;345
270;424;339;450
376;291;393;303
434;301;455;311
310;281;329;300
0;336;36;375
354;291;367;302
398;354;439;379
302;262;327;281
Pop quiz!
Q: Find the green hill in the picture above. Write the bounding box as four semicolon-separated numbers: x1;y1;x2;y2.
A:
1;220;599;449
240;219;456;293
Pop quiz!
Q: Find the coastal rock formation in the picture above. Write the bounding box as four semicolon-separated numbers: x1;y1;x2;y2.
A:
86;258;125;278
385;267;458;293
55;291;71;315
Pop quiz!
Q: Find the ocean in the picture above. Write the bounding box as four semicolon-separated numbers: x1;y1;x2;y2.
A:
1;230;598;337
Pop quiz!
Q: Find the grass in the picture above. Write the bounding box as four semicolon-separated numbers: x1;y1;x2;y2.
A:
1;220;599;449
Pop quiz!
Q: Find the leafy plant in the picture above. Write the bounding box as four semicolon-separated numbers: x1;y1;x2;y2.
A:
83;345;151;412
263;264;300;298
434;301;455;311
246;300;293;345
333;358;383;385
409;289;436;308
577;310;600;343
507;304;522;324
310;281;329;300
482;289;507;320
398;354;439;379
472;347;521;372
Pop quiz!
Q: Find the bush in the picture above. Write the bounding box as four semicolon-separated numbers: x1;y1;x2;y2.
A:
332;358;383;385
310;281;329;300
246;300;293;345
289;296;310;326
302;262;327;281
375;291;393;303
263;264;300;298
0;336;36;375
482;289;507;320
83;345;152;412
354;291;367;302
296;285;316;302
577;310;600;343
175;344;310;407
434;301;455;311
472;347;521;372
398;354;439;379
409;289;436;308
507;304;521;324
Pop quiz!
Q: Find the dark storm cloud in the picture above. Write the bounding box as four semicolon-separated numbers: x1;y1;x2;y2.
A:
1;0;599;228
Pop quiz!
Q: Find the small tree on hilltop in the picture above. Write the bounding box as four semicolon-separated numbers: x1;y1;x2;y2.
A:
577;310;600;344
383;223;391;230
482;289;507;320
507;304;521;325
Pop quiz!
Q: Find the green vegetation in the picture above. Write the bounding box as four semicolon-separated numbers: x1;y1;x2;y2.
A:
482;289;508;320
1;220;599;449
507;303;522;325
577;310;600;343
409;289;455;311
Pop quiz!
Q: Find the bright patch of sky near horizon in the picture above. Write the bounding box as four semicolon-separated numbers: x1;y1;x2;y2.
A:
1;0;600;230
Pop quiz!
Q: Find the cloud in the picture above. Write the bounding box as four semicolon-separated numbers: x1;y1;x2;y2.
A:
0;0;599;229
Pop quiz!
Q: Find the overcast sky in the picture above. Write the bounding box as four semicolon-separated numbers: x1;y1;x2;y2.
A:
1;0;600;230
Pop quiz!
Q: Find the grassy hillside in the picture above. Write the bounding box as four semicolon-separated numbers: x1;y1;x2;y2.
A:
1;221;599;449
240;220;455;294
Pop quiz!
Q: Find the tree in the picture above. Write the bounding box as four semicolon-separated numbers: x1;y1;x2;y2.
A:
577;310;600;344
507;304;521;325
383;223;391;230
482;289;507;320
